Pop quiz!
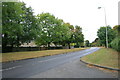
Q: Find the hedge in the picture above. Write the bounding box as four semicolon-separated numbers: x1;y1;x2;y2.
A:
111;36;120;52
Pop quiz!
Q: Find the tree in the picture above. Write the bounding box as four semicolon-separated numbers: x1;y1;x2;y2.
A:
20;4;40;44
97;26;116;47
85;40;90;47
2;2;39;48
74;25;84;47
35;13;85;49
111;25;120;52
35;13;56;47
113;25;120;36
52;21;71;47
60;23;74;49
36;13;72;48
2;2;24;47
2;2;85;51
91;38;100;47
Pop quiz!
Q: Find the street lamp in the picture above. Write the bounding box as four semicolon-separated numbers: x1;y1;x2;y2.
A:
98;7;108;48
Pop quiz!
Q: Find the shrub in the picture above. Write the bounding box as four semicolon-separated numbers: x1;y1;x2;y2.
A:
111;36;120;52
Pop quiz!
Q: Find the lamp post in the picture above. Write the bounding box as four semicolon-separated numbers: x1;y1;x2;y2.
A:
98;7;108;48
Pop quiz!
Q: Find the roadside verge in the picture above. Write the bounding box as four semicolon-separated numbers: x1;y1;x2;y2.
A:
1;48;88;63
80;59;120;71
80;48;120;71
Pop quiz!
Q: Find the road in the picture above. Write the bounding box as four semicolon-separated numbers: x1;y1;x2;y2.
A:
2;47;118;78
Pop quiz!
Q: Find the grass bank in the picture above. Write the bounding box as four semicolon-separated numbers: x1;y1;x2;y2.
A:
1;48;88;62
81;48;119;69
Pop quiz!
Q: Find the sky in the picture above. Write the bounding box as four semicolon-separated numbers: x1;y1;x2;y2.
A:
20;0;119;43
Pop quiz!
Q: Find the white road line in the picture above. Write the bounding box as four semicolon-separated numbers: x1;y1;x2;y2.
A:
38;57;59;63
1;48;99;72
37;52;81;63
1;55;70;72
38;48;95;62
37;53;75;63
0;65;22;72
37;48;97;63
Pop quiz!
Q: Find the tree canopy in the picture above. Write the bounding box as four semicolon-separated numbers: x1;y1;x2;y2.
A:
35;13;84;48
111;25;120;51
2;2;39;47
97;26;116;47
2;2;84;49
85;40;90;47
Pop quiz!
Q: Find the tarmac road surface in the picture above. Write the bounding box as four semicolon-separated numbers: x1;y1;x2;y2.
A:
2;47;118;78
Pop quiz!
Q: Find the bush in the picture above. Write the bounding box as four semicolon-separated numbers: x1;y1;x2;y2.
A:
74;45;79;48
111;36;120;52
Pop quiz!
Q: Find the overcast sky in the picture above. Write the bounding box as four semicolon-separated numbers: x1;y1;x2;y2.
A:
20;0;119;43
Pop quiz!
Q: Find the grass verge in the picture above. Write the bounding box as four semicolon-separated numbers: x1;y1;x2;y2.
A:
1;48;88;62
81;48;120;69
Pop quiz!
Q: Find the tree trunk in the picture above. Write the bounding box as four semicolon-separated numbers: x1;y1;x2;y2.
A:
68;43;71;49
3;33;8;48
48;42;51;49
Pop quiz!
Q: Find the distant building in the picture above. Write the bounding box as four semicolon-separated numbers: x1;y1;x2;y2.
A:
20;41;63;47
20;41;37;47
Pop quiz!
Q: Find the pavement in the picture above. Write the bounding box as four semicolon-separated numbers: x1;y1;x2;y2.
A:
1;47;118;78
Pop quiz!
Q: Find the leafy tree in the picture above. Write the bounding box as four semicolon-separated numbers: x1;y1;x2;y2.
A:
85;40;90;47
62;25;84;48
35;13;56;47
91;38;100;47
113;25;120;36
52;21;71;47
2;2;85;52
20;4;40;44
60;23;74;48
2;2;24;47
97;26;116;47
74;25;84;47
111;25;120;52
36;13;72;47
35;14;85;49
2;2;39;48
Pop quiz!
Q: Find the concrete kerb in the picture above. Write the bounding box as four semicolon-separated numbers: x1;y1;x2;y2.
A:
80;59;120;71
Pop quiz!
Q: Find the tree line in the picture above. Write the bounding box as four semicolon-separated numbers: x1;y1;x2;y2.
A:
2;2;84;49
91;25;120;52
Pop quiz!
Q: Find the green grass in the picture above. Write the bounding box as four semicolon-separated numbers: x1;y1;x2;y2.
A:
81;48;119;69
1;48;88;62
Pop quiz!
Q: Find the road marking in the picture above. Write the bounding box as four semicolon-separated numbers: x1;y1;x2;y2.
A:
37;53;75;63
0;65;22;72
38;57;59;63
1;48;99;72
37;52;81;63
37;48;99;63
